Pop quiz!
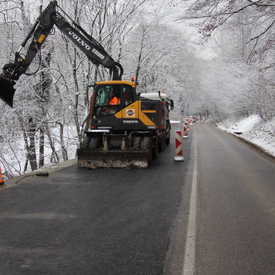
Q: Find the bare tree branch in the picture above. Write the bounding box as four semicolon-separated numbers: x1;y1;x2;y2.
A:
247;19;275;43
247;0;275;7
177;3;255;20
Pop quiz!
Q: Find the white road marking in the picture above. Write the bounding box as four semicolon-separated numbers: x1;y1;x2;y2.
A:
182;130;198;275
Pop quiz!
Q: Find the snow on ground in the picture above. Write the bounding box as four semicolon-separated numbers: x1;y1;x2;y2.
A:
172;116;275;158
217;115;275;157
170;120;181;124
0;126;78;178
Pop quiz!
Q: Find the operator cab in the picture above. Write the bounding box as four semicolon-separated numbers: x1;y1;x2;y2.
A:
92;81;136;118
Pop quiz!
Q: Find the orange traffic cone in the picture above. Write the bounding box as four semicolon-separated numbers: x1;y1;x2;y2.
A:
0;166;4;185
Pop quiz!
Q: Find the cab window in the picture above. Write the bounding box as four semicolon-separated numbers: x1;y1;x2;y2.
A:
94;85;121;117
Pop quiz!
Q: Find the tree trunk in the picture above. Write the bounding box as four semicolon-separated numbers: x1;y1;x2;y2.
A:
39;128;44;168
28;118;38;171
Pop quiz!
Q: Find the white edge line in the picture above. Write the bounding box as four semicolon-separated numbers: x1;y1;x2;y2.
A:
182;129;198;275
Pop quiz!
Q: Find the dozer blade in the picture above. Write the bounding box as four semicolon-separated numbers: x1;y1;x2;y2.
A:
0;75;15;107
77;149;150;169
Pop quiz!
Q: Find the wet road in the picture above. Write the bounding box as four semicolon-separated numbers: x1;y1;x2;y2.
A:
1;122;275;275
194;123;275;275
165;123;275;275
0;124;191;275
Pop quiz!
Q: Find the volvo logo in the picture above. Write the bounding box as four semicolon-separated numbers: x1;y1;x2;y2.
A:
68;30;90;51
123;120;138;124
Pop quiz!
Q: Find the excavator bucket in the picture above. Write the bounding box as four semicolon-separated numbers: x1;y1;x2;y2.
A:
0;75;15;107
77;149;150;169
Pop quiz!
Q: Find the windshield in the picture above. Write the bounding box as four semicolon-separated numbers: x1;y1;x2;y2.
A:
93;84;134;118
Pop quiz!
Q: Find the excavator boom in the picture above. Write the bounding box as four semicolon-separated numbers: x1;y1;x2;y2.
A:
0;0;122;107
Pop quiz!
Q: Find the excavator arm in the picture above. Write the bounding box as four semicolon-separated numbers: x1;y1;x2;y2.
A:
0;0;123;107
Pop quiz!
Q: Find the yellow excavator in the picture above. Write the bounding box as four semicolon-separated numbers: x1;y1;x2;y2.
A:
0;1;174;168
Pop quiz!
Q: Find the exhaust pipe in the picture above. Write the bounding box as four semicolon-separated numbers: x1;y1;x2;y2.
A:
0;75;15;107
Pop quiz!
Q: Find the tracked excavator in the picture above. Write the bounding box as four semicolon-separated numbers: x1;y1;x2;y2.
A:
0;1;174;168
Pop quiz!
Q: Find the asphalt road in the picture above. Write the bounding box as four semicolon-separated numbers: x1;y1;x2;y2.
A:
1;122;275;275
167;122;275;275
193;123;275;275
0;123;191;275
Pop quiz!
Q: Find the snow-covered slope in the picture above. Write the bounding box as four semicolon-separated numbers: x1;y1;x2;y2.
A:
218;115;275;157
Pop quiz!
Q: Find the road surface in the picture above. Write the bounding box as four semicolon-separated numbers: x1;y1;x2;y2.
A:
165;122;275;275
1;122;275;275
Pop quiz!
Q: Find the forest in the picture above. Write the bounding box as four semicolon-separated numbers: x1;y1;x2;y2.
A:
0;0;274;177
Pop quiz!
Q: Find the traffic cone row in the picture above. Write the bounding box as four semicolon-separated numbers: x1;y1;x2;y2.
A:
0;165;4;185
174;116;198;161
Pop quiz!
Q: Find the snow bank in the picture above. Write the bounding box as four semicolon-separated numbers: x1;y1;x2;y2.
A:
0;126;78;178
218;115;275;157
170;120;181;124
